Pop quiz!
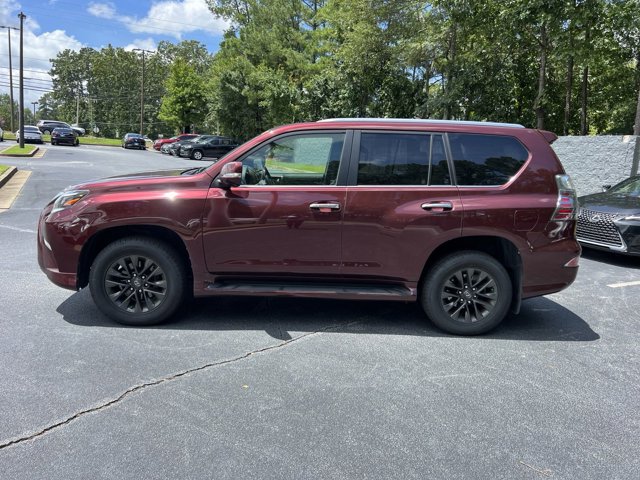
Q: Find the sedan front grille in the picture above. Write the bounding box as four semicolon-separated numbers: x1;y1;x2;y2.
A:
576;208;624;248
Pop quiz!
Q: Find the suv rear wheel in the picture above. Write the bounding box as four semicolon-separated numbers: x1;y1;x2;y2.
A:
89;237;187;326
421;251;512;335
43;129;51;135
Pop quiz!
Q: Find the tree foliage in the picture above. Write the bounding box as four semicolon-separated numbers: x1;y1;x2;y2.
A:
41;1;640;140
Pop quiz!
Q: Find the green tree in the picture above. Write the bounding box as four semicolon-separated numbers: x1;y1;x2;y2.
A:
159;59;207;132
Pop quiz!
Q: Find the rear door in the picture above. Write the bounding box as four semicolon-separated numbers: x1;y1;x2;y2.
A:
341;130;462;283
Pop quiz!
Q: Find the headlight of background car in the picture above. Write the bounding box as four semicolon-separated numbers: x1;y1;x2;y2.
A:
51;190;89;213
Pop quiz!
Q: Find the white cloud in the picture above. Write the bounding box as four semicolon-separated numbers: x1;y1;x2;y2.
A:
123;38;157;52
0;1;84;109
87;2;117;20
109;0;228;40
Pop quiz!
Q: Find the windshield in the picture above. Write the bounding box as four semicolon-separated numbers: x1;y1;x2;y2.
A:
609;177;640;196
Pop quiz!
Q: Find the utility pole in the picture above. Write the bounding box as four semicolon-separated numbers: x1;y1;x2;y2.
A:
132;48;154;135
76;93;80;126
18;12;25;148
31;101;38;118
0;25;19;133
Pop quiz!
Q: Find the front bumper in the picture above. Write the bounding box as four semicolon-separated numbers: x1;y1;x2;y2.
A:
37;205;82;290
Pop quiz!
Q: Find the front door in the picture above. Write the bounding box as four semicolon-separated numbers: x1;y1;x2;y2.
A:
202;131;349;277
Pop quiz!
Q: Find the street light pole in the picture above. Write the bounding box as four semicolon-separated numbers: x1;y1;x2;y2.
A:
18;11;25;148
0;25;19;133
31;101;38;118
132;48;154;136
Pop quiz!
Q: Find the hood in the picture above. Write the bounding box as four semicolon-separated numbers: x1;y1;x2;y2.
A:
579;191;640;215
67;168;211;192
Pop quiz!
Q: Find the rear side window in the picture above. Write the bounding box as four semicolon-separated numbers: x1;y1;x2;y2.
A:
449;133;529;186
357;132;450;185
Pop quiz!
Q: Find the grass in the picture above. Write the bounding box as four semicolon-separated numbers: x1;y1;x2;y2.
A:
267;159;326;173
1;144;37;155
3;131;129;147
0;165;9;175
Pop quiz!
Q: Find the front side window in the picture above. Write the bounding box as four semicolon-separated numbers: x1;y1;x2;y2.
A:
449;133;529;186
357;132;450;185
241;133;345;186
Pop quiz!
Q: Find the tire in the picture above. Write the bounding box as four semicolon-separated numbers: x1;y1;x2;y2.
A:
421;251;512;335
43;129;50;135
192;150;203;160
89;237;187;326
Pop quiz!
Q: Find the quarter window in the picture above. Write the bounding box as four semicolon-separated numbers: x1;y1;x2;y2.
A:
449;133;529;186
241;133;345;186
357;132;450;185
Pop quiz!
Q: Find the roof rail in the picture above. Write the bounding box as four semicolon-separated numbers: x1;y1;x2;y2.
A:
317;118;526;129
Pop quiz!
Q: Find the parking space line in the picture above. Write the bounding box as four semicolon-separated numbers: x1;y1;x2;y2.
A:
607;280;640;288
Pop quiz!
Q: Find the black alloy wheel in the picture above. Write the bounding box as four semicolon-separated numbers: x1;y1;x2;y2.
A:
89;237;187;326
421;251;512;335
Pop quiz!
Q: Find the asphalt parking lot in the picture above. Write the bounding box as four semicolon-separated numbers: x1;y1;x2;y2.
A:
0;143;639;479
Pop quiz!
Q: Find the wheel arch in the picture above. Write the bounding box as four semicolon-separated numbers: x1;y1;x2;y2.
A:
419;235;523;314
77;225;193;291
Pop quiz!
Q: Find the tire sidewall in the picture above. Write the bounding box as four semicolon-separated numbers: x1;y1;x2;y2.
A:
422;252;512;335
89;238;185;326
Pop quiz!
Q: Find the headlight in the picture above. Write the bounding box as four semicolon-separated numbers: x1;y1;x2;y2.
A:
52;190;89;213
623;215;640;221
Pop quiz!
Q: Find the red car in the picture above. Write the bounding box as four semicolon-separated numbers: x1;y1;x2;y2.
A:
38;119;580;335
153;134;199;151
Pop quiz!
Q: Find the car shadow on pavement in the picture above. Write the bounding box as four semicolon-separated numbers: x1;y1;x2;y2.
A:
57;289;599;342
581;247;640;269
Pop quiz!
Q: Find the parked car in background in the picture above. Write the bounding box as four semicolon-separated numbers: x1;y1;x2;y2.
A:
37;120;84;136
0;126;3;142
577;175;640;255
38;118;580;335
122;133;146;150
16;125;43;144
178;136;238;160
166;135;205;156
153;134;198;151
51;127;79;146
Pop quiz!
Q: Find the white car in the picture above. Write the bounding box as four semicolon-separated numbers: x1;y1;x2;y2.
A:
15;125;43;144
0;126;4;142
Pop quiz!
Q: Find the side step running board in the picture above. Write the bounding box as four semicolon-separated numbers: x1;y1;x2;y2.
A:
204;281;416;301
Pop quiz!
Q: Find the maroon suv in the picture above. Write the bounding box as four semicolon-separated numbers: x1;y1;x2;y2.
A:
38;119;580;335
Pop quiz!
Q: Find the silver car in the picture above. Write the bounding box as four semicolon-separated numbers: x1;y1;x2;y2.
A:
15;125;43;144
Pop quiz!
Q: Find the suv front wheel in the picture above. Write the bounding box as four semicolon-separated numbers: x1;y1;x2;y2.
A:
421;251;512;335
89;237;187;326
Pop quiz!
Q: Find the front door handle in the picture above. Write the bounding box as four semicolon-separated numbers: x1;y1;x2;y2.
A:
421;201;453;211
310;202;341;212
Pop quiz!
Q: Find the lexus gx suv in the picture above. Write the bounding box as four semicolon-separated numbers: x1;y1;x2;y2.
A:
38;119;580;335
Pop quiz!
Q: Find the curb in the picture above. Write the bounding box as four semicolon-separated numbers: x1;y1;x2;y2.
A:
0;146;40;158
0;166;18;188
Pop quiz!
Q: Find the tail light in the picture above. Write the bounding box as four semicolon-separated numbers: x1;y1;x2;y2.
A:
551;174;577;221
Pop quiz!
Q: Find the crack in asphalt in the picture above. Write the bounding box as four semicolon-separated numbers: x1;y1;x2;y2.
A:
0;320;360;451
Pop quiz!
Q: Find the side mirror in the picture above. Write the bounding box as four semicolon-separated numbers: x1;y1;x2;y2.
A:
602;184;611;192
217;161;243;188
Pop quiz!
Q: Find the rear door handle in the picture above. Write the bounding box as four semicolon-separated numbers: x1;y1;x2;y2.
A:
310;202;341;211
421;201;453;211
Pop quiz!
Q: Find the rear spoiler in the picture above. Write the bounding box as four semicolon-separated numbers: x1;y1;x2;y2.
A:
538;130;558;144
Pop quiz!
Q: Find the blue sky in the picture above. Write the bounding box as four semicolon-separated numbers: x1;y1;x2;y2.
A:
0;0;229;104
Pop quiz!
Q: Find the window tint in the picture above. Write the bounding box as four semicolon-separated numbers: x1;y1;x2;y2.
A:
449;133;529;186
242;133;345;186
357;132;450;185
